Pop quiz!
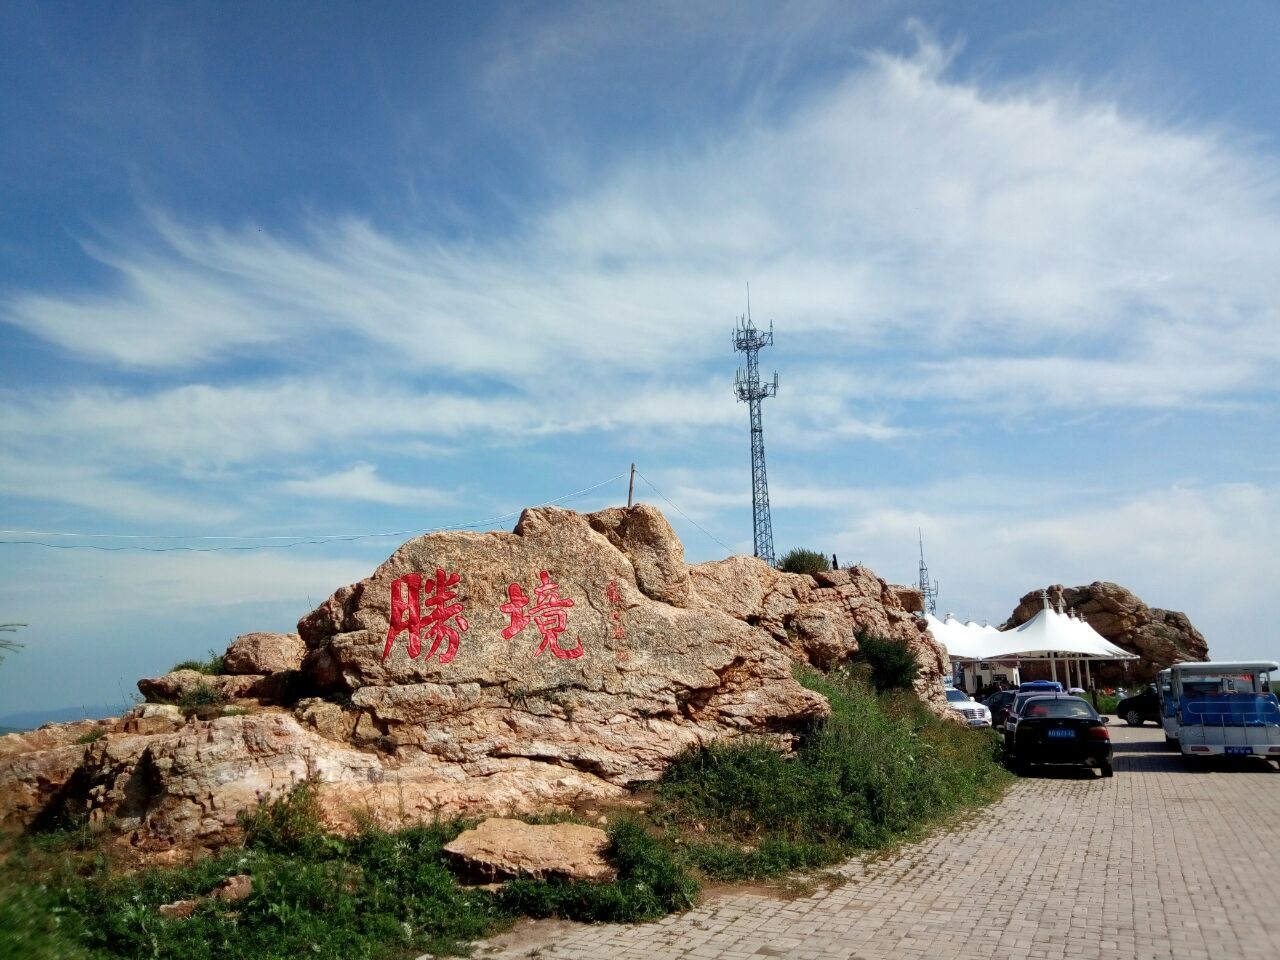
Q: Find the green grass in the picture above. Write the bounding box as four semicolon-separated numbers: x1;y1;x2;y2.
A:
1;664;1012;957
169;650;226;675
4;787;506;960
75;728;108;745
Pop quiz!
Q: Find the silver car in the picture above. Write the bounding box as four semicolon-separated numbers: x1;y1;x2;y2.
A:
945;687;992;728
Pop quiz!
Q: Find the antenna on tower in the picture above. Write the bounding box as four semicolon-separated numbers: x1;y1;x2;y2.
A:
733;291;778;566
917;529;939;616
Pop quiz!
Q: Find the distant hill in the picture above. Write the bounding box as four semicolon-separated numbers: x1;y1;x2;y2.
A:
0;703;130;732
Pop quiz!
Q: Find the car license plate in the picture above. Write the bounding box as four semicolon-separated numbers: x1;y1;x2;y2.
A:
1047;729;1075;739
1225;745;1252;756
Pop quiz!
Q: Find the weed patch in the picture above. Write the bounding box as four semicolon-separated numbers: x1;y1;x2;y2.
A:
651;665;1009;880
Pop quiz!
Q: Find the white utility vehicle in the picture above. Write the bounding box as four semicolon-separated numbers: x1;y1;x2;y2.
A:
1160;660;1280;767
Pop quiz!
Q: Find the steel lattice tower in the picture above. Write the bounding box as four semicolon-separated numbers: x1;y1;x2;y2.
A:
917;529;939;616
734;311;778;566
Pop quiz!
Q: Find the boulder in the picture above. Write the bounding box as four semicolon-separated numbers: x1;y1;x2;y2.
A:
297;506;832;796
443;818;614;882
223;632;305;675
1004;582;1210;684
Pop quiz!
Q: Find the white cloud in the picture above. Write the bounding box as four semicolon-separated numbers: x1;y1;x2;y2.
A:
283;463;455;507
5;31;1279;416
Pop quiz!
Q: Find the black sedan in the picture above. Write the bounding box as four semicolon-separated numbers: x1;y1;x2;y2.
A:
1115;685;1160;727
1008;695;1113;777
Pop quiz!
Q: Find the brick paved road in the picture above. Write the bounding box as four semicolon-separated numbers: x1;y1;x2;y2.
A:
473;722;1280;960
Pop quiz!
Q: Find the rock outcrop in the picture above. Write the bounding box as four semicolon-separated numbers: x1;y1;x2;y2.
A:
0;503;947;852
1004;582;1209;683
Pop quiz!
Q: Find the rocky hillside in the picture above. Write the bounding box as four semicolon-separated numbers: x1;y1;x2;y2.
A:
1004;581;1209;684
0;504;947;857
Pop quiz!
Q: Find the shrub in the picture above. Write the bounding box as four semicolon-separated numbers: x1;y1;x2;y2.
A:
854;629;919;693
75;728;107;744
239;779;339;859
778;548;831;575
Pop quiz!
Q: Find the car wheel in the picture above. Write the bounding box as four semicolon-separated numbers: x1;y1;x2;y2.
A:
1164;735;1178;750
1124;709;1142;727
1099;761;1114;778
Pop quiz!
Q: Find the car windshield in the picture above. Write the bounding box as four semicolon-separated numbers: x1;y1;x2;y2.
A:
1024;699;1097;719
945;689;971;703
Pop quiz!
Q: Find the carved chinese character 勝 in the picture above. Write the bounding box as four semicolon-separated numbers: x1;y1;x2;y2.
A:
382;568;470;663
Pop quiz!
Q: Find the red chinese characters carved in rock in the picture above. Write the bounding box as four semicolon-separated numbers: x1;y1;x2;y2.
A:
499;583;531;639
606;578;625;640
501;570;583;659
382;568;470;664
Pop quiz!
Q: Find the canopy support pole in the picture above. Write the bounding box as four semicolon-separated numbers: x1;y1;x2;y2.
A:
1050;654;1058;685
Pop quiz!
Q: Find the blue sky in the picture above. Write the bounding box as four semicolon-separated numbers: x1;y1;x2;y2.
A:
2;2;1279;716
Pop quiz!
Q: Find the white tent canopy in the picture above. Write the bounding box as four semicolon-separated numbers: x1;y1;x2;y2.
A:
926;600;1138;663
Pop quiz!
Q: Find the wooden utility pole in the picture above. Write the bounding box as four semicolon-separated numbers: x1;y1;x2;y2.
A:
627;463;636;508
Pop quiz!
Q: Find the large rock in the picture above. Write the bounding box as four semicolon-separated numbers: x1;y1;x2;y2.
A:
298;506;831;789
1;504;950;848
443;818;614;882
1004;582;1210;684
223;632;305;675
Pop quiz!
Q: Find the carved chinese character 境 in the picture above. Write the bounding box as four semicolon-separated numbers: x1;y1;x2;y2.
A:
500;570;583;659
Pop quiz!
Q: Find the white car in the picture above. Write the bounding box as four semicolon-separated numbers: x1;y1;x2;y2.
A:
945;688;992;728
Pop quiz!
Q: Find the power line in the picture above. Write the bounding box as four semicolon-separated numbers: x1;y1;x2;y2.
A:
633;469;735;554
0;473;628;553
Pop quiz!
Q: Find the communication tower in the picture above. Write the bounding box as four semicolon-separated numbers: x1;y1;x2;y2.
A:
733;299;778;566
917;529;939;616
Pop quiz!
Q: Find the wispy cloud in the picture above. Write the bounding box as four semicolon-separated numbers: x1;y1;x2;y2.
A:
283;463;456;507
6;30;1279;414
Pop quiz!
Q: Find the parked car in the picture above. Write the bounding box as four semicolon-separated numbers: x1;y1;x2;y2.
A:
1004;688;1069;747
945;688;992;728
1116;685;1161;727
1018;680;1064;694
983;689;1018;727
1007;695;1113;777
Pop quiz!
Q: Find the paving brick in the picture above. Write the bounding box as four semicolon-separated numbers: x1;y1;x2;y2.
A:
475;725;1280;960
